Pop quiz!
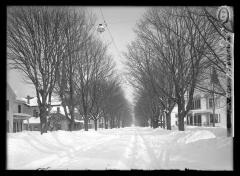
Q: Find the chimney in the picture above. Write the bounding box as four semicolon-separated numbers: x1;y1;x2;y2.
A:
25;95;32;104
27;95;30;104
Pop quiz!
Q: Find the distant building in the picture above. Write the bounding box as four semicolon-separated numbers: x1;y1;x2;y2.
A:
7;83;31;133
21;96;86;131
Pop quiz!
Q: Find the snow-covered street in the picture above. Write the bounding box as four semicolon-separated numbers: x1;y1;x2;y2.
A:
7;126;233;170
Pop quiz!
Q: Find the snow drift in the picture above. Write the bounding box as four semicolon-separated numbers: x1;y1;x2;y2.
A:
7;127;232;170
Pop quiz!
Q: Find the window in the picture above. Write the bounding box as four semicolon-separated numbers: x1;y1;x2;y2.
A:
33;109;39;117
18;105;21;113
33;109;36;117
209;98;213;108
192;98;201;109
7;100;9;111
208;98;219;109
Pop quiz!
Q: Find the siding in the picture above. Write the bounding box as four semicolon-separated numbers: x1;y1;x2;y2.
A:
7;84;16;133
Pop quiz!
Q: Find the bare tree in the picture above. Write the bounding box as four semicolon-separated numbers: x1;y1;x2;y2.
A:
100;78;120;129
127;7;214;131
7;7;66;134
186;7;233;136
73;37;113;131
54;8;96;131
125;38;175;130
88;56;115;131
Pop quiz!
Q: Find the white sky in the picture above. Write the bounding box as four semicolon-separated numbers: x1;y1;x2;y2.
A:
7;6;147;104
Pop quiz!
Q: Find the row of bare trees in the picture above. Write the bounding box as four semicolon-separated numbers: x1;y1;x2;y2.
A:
7;6;132;134
126;7;232;133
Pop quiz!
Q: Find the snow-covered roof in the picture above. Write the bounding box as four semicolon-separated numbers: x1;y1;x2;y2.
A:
13;113;31;117
15;98;26;104
23;116;84;124
50;106;65;115
188;109;213;114
75;119;84;123
23;117;40;124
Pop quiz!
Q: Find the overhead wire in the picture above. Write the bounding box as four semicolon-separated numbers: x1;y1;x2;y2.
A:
99;8;130;88
99;8;124;60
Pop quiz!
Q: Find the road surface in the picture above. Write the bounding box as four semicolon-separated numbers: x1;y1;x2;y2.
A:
17;127;168;170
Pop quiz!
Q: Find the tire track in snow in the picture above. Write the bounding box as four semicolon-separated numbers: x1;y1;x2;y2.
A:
135;128;162;170
21;135;117;169
114;127;161;170
112;128;136;169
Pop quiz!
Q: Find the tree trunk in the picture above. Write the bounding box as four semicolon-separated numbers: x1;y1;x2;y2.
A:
166;112;171;130
110;118;113;129
117;117;120;128
94;119;97;131
178;112;185;131
69;106;75;131
159;115;162;128
39;104;48;134
62;103;71;131
153;116;158;129
84;116;88;131
70;119;74;131
150;117;153;128
104;118;108;129
212;85;215;127
227;96;232;137
162;114;165;129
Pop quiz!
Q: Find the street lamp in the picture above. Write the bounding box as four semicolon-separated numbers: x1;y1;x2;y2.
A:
97;24;105;33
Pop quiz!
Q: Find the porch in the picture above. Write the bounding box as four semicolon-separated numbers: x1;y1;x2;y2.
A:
13;113;31;133
187;109;218;127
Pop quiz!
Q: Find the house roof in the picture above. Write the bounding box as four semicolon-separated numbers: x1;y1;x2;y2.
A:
75;119;84;123
188;109;213;114
13;113;31;120
23;117;40;124
7;82;16;95
23;116;84;124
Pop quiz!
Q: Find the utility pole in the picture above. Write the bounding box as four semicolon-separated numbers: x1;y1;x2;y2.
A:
211;67;216;127
217;6;233;137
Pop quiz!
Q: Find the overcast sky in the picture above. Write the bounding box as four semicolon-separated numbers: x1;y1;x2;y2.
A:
7;6;147;103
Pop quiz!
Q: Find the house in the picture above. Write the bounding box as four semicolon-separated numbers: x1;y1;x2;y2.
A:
48;113;71;131
23;116;40;131
7;83;31;133
186;90;227;127
170;89;227;128
21;96;85;131
7;83;108;132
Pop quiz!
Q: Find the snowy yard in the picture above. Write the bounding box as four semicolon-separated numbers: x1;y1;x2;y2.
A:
7;126;233;170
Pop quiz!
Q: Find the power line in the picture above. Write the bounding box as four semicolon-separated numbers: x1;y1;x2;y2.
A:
99;8;124;61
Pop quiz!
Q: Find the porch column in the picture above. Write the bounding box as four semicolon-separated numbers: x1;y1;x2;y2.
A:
27;118;29;131
21;120;24;131
192;112;195;126
208;113;211;126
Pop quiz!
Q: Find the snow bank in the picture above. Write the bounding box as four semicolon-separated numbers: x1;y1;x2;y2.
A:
176;130;216;144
